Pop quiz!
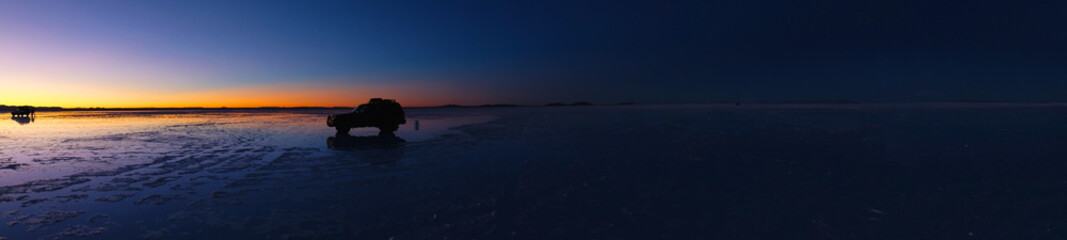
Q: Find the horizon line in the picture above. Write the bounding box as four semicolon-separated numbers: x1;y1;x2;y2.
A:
5;101;1067;111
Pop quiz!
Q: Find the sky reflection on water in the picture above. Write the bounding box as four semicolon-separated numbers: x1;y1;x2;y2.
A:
1;109;493;184
0;108;494;239
6;105;1066;239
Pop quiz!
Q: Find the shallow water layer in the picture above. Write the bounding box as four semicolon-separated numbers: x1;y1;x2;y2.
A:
0;108;495;239
2;104;1067;239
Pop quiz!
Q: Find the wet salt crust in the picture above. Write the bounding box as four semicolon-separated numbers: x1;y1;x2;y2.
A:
0;108;492;239
2;104;1067;239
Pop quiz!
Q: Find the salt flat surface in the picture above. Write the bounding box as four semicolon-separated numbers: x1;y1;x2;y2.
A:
1;104;1066;239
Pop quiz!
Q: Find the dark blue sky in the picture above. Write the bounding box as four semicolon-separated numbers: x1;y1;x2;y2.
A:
2;0;1065;106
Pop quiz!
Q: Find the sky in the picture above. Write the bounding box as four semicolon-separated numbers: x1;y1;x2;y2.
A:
1;0;1065;108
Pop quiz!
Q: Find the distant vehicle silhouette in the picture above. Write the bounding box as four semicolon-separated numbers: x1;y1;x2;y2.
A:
327;98;406;134
11;107;34;117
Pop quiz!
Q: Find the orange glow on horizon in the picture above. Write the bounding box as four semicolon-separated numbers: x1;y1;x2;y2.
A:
0;78;479;108
0;33;491;109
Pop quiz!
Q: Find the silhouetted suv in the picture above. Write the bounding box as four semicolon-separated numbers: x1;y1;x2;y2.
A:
327;98;406;134
11;107;35;117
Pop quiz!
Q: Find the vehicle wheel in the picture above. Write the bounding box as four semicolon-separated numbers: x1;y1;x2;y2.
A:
336;126;351;134
379;124;399;133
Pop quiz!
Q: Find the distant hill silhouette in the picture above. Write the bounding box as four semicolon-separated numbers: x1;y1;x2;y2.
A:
0;105;62;112
545;102;594;107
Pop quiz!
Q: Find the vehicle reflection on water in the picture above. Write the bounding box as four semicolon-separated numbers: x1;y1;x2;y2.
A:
11;116;34;125
327;133;406;163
